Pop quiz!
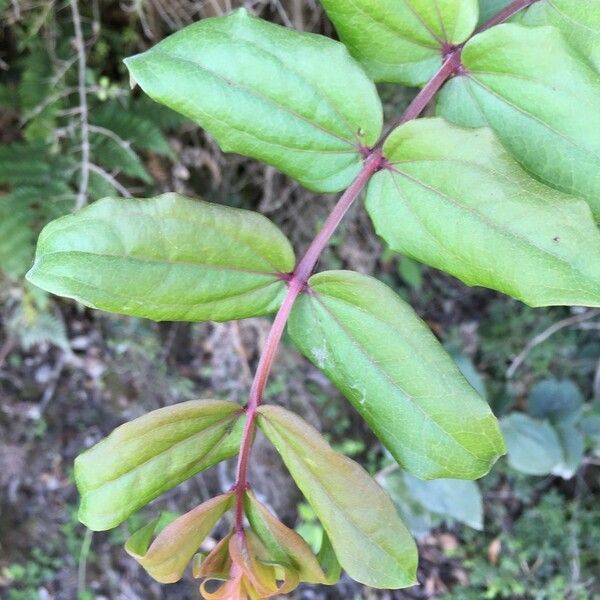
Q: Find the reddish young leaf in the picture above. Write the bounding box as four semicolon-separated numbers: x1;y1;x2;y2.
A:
125;492;234;583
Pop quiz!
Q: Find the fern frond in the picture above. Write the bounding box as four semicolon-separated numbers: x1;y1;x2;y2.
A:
92;100;175;158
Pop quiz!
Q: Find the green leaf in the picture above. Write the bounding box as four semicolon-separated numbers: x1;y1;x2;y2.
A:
125;493;234;583
477;0;512;25
552;422;584;480
124;9;382;193
288;270;505;480
437;24;600;220
366;118;600;307
75;399;244;530
257;405;417;589
380;471;438;539
519;0;600;72
382;469;483;532
528;378;584;424
397;256;423;290
401;473;483;530
316;532;342;585
501;413;563;476
320;0;479;86
26;194;295;322
451;351;487;399
244;491;330;585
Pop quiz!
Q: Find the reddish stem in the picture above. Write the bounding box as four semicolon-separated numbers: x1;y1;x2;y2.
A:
375;48;463;149
477;0;540;33
232;151;384;533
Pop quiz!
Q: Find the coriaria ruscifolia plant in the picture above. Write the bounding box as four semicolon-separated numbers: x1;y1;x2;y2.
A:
26;0;600;596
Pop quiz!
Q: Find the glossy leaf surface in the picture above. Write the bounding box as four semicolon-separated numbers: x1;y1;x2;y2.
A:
289;270;505;479
320;0;478;86
124;9;382;193
257;405;418;589
27;194;295;322
366;119;600;307
519;0;600;71
76;400;243;530
125;493;234;583
437;24;600;219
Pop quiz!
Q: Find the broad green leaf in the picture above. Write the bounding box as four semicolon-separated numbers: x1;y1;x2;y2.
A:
27;194;295;322
289;270;505;480
257;405;418;589
244;491;330;585
528;378;584;424
75;400;244;530
366;118;600;307
124;9;382;193
519;0;600;72
320;0;479;86
402;473;483;530
501;413;563;475
436;24;600;220
125;493;234;583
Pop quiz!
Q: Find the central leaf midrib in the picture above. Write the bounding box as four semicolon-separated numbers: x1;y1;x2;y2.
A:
39;249;281;277
82;414;238;493
390;166;596;286
154;50;357;149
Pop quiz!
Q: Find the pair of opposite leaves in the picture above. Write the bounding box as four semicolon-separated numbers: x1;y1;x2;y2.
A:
76;400;417;589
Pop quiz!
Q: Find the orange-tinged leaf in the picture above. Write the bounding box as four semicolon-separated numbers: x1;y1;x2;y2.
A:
244;490;329;585
257;405;418;589
125;492;234;583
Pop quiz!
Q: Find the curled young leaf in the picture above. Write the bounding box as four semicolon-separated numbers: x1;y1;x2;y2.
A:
257;404;418;589
320;0;479;86
366;118;600;307
437;24;600;220
125;493;234;583
244;490;332;585
289;270;505;480
124;9;382;193
197;532;288;600
26;194;295;322
75;400;244;530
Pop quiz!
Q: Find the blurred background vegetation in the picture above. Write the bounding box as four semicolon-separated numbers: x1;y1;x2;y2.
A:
0;1;599;599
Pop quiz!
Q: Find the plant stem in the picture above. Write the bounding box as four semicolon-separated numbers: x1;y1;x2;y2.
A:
376;48;463;148
232;151;383;534
477;0;540;33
